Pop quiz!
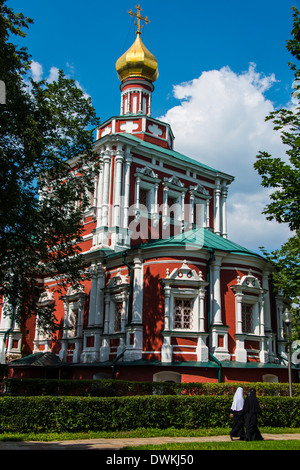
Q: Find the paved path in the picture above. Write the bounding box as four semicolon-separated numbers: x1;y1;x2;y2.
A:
0;434;299;450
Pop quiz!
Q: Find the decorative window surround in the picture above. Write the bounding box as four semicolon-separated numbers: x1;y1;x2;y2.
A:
81;262;105;364
0;297;22;364
33;288;55;354
162;176;187;231
59;285;86;363
189;183;211;229
231;270;268;363
161;261;209;363
134;166;161;226
100;269;129;362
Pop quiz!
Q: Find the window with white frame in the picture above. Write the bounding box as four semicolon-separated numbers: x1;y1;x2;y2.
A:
134;167;160;217
114;301;123;332
139;187;150;212
242;303;254;333
193;198;206;227
174;298;193;329
168;194;179;221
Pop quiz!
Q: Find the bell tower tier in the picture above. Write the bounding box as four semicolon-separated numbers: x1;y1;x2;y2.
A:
120;77;154;116
97;5;173;149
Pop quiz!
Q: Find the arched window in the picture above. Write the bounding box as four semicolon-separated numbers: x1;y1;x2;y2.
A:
262;374;278;383
153;371;182;383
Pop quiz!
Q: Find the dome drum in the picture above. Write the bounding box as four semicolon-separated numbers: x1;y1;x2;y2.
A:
120;76;154;93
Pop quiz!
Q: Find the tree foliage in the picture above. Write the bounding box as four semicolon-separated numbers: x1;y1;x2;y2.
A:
254;6;300;341
0;0;100;333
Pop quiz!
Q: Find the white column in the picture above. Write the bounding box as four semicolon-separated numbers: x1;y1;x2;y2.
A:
164;285;171;331
162;186;168;228
198;286;206;332
235;291;244;334
161;284;172;363
262;271;271;331
88;263;98;326
259;294;267;363
132;254;143;323
103;293;110;334
154;183;159;214
259;294;265;337
96;162;104;228
181;191;185;232
94;264;105;327
101;147;111;227
211;255;223;325
190;193;195;227
113;145;124;227
206;198;210;228
123;149;132;228
214;179;221;235
148;93;151;116
135;177;141;211
121;292;128;332
221;183;228;238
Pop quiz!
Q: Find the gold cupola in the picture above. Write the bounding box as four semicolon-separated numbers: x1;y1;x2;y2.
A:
115;5;159;83
116;32;159;82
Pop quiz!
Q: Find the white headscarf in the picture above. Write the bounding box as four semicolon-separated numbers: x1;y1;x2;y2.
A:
231;387;244;411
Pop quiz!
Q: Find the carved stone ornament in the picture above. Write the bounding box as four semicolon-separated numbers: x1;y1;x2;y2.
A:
136;166;158;179
163;175;184;188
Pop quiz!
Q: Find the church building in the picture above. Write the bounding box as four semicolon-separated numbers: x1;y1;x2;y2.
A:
2;6;298;384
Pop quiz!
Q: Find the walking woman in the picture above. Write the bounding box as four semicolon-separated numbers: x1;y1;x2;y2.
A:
229;387;246;440
243;388;263;441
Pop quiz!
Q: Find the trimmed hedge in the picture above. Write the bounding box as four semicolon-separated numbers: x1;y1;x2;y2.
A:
0;395;299;433
4;378;300;397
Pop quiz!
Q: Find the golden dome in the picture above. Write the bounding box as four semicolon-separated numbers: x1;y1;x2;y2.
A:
116;32;159;83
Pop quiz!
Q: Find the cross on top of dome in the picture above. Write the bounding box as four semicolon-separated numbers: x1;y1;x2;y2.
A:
127;4;150;35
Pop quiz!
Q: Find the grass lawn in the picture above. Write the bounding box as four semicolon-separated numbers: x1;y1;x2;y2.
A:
124;440;300;451
0;427;299;444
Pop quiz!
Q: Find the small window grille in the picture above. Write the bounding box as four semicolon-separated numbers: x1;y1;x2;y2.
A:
139;188;150;211
114;302;123;332
174;298;193;329
168;196;177;220
242;303;254;333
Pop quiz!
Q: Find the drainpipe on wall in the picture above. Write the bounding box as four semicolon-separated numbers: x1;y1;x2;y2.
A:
209;352;222;383
111;348;127;379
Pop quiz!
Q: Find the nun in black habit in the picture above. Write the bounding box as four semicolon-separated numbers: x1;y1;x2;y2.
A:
229;387;246;440
243;388;264;441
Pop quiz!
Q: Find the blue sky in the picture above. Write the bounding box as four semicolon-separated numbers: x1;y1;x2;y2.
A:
9;0;297;118
7;0;300;252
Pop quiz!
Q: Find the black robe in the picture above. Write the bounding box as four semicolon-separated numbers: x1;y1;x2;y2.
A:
242;389;263;441
230;410;246;440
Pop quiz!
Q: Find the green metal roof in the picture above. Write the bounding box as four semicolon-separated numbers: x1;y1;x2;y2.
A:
138;227;264;259
9;352;61;367
113;132;234;180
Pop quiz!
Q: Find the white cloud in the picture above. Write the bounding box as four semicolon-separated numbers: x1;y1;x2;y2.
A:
227;190;292;252
30;60;43;82
28;62;90;99
158;63;292;252
47;66;59;83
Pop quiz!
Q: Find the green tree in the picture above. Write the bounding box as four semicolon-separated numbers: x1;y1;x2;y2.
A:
254;6;300;342
0;0;100;334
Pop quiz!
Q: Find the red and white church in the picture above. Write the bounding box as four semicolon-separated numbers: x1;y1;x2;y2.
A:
1;7;298;384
